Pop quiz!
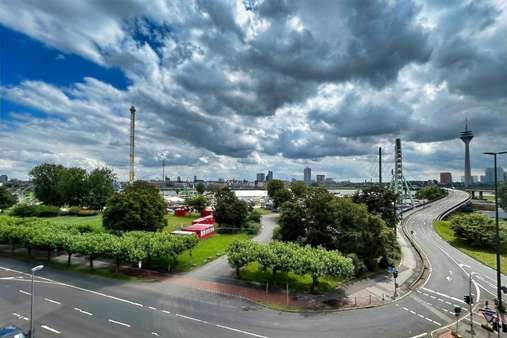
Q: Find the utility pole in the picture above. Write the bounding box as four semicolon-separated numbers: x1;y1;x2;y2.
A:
468;273;475;336
129;105;136;183
379;147;382;186
162;159;166;188
484;151;507;316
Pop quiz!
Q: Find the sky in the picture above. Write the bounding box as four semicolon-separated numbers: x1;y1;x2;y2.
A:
0;0;506;182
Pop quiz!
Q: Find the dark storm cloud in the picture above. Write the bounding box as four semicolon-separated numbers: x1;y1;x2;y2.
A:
244;0;432;87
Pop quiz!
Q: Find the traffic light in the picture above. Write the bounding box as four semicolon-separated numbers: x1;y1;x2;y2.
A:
393;270;398;279
464;295;471;304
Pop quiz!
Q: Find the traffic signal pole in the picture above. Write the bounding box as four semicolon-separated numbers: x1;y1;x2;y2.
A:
468;273;475;336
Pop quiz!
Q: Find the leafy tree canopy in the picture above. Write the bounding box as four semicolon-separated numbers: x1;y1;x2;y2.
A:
0;186;17;211
103;181;165;232
499;182;507;210
213;187;248;228
195;182;206;195
352;186;398;227
415;185;447;201
267;179;284;198
185;194;208;213
289;181;308;198
273;188;293;209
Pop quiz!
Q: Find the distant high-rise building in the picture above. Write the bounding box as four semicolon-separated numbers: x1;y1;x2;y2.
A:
304;167;311;185
266;171;273;181
471;175;479;184
485;167;505;184
177;176;181;183
0;175;7;184
256;173;265;182
439;172;452;185
316;174;325;184
193;175;197;182
480;175;486;183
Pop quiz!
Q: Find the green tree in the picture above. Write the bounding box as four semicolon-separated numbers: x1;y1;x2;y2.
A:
30;163;66;206
273;188;293;208
226;240;258;277
267;179;284;198
0;186;17;211
278;200;306;242
450;213;507;251
289;181;308;198
499;182;507;210
103;181;166;232
415;185;447;201
352;186;398;227
213;187;248;228
86;168;115;209
57;167;88;206
195;182;205;194
185;195;208;213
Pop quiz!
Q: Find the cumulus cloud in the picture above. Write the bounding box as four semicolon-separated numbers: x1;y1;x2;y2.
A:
1;0;506;181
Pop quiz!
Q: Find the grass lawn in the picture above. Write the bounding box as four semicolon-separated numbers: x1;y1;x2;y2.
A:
433;220;507;273
48;214;104;232
164;213;200;232
176;233;249;271
254;208;272;215
239;262;347;294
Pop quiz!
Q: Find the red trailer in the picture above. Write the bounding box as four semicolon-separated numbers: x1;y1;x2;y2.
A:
200;207;213;218
174;208;188;217
192;214;214;225
182;223;215;239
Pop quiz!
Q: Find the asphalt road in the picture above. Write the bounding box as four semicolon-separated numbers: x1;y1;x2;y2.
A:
1;190;504;338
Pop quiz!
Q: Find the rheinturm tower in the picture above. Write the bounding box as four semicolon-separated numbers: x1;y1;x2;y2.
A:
460;120;473;187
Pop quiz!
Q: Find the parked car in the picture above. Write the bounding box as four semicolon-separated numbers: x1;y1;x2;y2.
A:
0;326;26;338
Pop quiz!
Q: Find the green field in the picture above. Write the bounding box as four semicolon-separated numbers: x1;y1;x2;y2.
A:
433;220;507;273
239;262;346;293
164;214;199;232
48;215;104;232
176;233;249;271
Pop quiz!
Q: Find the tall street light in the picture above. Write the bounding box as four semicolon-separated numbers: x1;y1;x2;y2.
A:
483;151;507;314
29;265;44;338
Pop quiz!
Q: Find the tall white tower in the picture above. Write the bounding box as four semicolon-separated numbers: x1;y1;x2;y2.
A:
460;119;474;188
129;105;136;183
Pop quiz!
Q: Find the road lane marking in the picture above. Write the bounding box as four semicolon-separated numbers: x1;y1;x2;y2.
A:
420;287;465;304
215;324;270;338
19;290;31;296
176;313;209;324
44;298;61;305
148;306;157;310
12;313;29;321
73;307;93;316
410;333;427;338
108;319;131;327
41;325;61;334
162;310;171;314
151;332;160;336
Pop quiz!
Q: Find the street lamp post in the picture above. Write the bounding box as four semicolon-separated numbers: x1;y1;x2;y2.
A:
483;151;507;315
29;265;44;338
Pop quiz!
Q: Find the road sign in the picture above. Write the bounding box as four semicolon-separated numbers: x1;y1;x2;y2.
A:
387;266;394;273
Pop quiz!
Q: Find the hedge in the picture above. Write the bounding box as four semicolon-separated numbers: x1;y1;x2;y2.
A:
0;219;197;271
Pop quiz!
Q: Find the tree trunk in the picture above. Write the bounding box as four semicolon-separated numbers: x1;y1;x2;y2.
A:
236;266;240;277
115;256;120;273
67;253;72;266
47;249;51;262
272;268;277;278
10;241;15;253
27;246;31;257
311;276;318;292
89;256;94;269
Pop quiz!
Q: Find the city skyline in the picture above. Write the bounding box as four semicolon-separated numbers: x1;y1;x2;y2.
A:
1;1;506;182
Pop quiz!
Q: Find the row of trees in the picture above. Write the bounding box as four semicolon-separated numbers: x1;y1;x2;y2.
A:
450;213;507;252
0;186;17;211
30;163;115;209
0;218;197;270
227;240;354;291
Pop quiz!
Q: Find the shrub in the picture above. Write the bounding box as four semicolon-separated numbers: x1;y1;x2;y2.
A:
247;209;262;223
10;204;38;217
35;205;60;217
77;209;100;217
245;220;261;235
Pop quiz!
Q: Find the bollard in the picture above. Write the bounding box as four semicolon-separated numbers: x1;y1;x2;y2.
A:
354;296;357;306
369;295;372;305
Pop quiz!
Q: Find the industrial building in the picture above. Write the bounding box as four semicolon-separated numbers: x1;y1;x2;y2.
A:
439;172;452;185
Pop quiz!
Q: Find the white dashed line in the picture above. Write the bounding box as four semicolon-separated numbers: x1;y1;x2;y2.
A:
151;332;160;336
108;319;131;328
44;298;61;305
162;310;171;314
73;307;93;316
410;333;428;338
410;310;416;314
215;324;270;338
19;290;31;296
148;306;157;310
41;325;61;334
176;313;209;324
12;313;29;321
417;314;425;318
